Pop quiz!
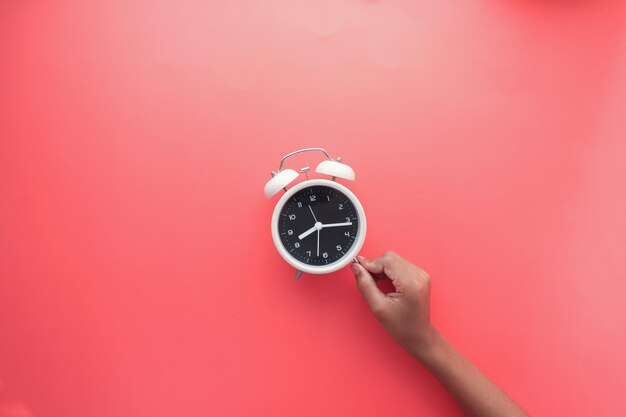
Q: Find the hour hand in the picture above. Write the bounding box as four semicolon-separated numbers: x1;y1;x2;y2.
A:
298;226;317;240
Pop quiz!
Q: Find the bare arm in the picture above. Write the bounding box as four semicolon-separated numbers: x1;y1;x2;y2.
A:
351;251;529;417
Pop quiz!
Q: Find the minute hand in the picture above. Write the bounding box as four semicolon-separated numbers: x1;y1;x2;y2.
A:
322;222;352;228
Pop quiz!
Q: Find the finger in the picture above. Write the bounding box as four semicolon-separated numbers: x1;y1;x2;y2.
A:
351;263;386;312
358;251;401;277
357;257;382;279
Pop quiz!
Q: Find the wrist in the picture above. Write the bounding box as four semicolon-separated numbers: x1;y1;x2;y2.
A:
408;324;443;363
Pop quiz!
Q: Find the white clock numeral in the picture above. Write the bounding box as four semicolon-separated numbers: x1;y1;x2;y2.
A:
345;217;350;222
326;195;330;201
338;204;343;210
336;245;342;251
294;242;300;248
309;195;316;202
297;202;302;208
289;214;296;220
322;252;328;259
344;231;350;237
306;251;312;256
287;229;293;235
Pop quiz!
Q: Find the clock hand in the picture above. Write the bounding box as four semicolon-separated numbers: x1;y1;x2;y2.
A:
316;229;320;257
321;222;352;228
298;226;317;240
308;205;318;222
298;221;324;240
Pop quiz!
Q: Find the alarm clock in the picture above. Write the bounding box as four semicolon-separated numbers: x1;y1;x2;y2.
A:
264;148;366;280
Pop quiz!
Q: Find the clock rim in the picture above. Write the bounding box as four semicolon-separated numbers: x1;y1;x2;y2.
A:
271;179;367;275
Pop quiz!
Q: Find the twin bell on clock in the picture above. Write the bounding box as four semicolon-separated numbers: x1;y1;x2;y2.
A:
264;148;366;280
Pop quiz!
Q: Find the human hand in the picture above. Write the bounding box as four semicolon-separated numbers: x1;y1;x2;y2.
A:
352;251;530;417
351;251;437;360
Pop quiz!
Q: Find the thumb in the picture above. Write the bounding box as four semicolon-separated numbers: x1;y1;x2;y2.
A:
351;262;386;312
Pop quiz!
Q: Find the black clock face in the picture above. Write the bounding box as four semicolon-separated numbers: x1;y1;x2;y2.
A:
278;185;360;266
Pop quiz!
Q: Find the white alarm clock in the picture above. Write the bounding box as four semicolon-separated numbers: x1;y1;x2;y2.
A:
264;148;366;280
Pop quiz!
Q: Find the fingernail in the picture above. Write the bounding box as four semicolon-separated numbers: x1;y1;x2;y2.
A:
350;264;359;274
357;255;366;263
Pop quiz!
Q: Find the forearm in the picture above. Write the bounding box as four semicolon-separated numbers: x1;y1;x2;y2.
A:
352;253;528;416
411;327;529;417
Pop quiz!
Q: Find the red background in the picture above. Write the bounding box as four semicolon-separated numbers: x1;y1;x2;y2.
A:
1;1;626;416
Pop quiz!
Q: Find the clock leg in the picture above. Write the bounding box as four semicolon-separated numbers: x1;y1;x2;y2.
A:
295;270;303;280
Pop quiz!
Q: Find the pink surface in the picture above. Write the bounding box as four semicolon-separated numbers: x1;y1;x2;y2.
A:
1;1;626;416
